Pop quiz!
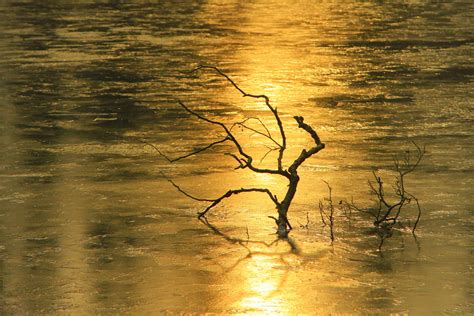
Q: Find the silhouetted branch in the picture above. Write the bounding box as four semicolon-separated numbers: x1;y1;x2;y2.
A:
160;172;214;202
178;100;286;177
406;191;422;234
158;66;325;238
193;65;287;171
198;187;279;218
225;152;248;169
145;137;230;163
319;200;327;226
160;172;279;219
298;211;310;229
231;117;281;148
342;142;425;250
141;141;172;163
294;116;322;145
375;143;425;226
288;116;325;173
318;180;335;242
260;145;279;163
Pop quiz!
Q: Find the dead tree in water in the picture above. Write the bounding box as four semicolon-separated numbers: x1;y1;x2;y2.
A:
340;142;425;250
156;66;325;237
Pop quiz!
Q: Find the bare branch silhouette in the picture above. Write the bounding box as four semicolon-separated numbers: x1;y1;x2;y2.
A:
197;187;279;219
157;66;325;238
193;65;288;171
231;117;281;148
318;180;335;242
342;143;425;250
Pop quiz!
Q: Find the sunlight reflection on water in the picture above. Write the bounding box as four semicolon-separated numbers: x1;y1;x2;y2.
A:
0;0;472;314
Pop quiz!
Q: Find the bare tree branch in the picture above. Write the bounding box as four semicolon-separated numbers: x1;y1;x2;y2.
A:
231;117;281;148
145;137;231;163
342;142;425;250
141;141;173;163
294;116;322;145
260;146;279;163
288;116;326;173
319;200;327;226
178;100;287;177
225;153;248;169
160;171;279;219
193;65;287;171
157;66;326;238
160;172;215;202
406;191;422;234
197;187;279;218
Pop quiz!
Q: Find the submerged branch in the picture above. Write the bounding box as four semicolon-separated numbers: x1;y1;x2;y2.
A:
343;142;425;250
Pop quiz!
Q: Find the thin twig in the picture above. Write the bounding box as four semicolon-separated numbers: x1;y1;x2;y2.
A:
320;180;335;242
260;146;279;163
231;117;281;148
144;137;230;163
406;191;422;234
159;172;215;202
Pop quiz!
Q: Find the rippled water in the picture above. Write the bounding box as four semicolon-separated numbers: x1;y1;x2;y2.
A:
1;1;473;314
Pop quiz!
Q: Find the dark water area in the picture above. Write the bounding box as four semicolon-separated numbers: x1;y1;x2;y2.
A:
0;1;473;314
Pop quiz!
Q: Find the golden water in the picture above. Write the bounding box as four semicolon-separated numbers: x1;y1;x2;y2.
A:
1;1;472;314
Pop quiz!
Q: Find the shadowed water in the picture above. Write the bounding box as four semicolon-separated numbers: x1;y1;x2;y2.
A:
0;1;473;314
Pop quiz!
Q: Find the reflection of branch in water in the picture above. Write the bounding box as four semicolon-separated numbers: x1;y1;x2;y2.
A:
199;218;300;298
199;217;300;255
200;217;273;249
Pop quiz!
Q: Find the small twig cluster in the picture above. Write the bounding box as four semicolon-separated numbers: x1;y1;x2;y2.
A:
340;142;425;250
298;212;310;229
318;180;335;242
338;197;355;223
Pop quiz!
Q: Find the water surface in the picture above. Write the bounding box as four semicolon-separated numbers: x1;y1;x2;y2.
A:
1;1;473;314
